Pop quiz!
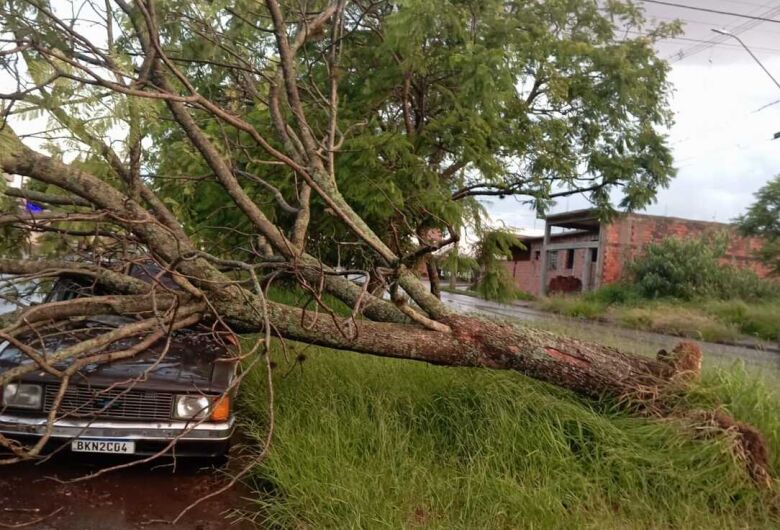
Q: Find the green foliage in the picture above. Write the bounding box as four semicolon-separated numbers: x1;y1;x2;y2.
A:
118;0;678;265
737;175;780;274
2;0;680;266
473;230;525;303
583;282;642;305
240;343;780;529
630;233;779;301
439;249;479;279
704;300;780;342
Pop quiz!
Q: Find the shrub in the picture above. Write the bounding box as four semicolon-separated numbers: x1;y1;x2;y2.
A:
629;233;779;301
473;230;527;303
616;305;742;343
584;282;641;305
705;300;780;342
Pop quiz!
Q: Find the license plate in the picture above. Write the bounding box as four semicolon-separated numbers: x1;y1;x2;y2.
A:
71;439;136;454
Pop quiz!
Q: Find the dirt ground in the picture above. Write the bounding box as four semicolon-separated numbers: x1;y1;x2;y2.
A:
0;453;257;529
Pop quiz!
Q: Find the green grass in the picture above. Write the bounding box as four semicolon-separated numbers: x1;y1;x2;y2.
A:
705;300;780;342
537;293;780;344
615;306;743;343
238;338;780;529
442;285;535;302
537;296;608;320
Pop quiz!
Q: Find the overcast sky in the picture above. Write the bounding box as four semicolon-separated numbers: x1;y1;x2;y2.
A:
487;0;780;232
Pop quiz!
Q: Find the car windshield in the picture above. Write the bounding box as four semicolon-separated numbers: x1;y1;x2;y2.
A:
1;261;180;314
44;278;108;302
0;275;112;313
0;274;49;313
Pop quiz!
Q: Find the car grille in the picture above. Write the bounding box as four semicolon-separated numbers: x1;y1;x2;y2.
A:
43;384;173;421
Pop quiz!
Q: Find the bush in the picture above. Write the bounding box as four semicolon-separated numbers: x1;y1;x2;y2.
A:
584;282;641;305
705;300;780;342
630;233;779;301
473;230;526;303
616;305;742;343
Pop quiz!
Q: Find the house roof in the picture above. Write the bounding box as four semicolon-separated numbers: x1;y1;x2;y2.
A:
514;229;593;244
545;208;601;230
544;207;737;230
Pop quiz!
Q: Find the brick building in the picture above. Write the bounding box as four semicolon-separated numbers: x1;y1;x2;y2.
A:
502;209;770;297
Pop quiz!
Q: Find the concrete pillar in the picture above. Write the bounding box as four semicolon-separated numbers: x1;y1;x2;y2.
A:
540;222;551;296
594;224;605;289
582;248;592;292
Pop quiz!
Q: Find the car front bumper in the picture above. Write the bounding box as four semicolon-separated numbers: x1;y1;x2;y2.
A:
0;413;235;457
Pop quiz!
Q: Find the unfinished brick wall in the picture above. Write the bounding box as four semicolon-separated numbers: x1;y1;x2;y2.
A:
500;240;543;296
499;212;771;297
601;214;771;284
502;233;598;296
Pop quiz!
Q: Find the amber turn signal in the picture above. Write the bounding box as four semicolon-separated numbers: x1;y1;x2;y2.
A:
210;395;230;422
225;333;239;347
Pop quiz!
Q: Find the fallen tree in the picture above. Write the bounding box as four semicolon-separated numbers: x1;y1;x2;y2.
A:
0;0;771;486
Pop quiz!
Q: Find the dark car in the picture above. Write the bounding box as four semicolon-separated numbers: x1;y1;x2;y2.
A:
0;264;238;459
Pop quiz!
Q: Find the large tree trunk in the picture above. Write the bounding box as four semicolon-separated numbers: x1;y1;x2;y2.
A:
215;292;677;398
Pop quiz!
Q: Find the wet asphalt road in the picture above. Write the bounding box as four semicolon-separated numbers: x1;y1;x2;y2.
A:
0;454;256;529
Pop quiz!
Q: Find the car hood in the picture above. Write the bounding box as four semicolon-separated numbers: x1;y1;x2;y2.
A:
0;316;234;393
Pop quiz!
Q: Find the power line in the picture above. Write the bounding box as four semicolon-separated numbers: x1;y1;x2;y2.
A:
719;0;780;7
665;35;780;54
665;4;780;63
623;30;780;55
755;98;780;111
713;28;780;90
640;0;780;23
648;12;780;36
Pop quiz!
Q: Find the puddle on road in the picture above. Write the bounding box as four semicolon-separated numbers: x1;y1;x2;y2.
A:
0;456;256;530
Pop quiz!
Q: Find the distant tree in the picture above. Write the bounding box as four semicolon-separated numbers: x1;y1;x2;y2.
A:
737;176;780;275
473;230;525;303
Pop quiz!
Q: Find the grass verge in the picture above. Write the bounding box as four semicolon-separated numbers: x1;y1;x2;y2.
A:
441;285;535;302
537;294;780;345
239;338;780;529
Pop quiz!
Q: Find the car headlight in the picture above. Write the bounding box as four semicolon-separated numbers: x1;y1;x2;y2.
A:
173;394;231;421
2;383;43;410
174;395;213;420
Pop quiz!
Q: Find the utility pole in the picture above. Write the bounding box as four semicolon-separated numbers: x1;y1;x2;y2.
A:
712;28;780;139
